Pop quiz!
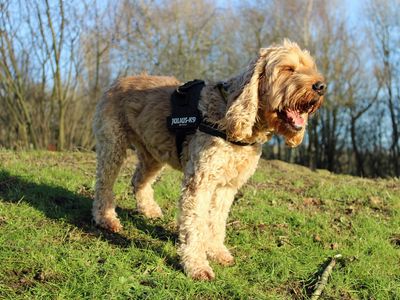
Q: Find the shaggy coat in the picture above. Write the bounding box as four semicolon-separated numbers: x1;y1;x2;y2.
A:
92;40;325;280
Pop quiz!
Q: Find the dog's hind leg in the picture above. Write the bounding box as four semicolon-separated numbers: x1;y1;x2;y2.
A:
206;186;236;266
93;124;127;233
132;146;164;218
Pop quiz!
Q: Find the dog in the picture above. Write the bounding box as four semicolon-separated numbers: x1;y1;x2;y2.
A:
92;40;325;280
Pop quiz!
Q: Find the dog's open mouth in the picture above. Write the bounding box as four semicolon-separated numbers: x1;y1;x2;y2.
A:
278;109;306;131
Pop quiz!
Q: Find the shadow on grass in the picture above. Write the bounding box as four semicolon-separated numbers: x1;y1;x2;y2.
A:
0;169;181;271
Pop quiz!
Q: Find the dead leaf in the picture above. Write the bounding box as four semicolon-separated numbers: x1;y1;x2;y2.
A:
257;223;267;232
227;220;241;229
369;196;382;209
313;234;322;243
390;234;400;248
330;242;339;250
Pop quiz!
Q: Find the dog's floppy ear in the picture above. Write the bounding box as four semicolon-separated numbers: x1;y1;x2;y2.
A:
220;49;268;142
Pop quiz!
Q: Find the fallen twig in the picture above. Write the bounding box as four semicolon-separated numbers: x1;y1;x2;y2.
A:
311;254;342;300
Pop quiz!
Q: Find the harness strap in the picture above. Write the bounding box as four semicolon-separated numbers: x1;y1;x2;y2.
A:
167;80;256;161
175;133;186;160
199;121;256;146
216;82;229;103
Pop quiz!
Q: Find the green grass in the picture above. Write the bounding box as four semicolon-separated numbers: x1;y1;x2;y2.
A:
0;150;399;299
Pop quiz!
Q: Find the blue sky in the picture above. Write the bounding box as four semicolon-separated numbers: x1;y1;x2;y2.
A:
214;0;364;27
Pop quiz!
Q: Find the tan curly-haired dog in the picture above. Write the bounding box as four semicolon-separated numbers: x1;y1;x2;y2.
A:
92;40;325;280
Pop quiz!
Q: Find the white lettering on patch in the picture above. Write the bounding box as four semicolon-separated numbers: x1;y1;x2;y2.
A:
171;117;197;125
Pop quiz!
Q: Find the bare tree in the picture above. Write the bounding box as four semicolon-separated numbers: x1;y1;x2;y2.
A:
0;1;39;149
366;0;400;176
0;0;398;177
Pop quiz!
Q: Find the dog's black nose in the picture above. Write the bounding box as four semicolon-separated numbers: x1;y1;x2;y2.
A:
312;81;326;95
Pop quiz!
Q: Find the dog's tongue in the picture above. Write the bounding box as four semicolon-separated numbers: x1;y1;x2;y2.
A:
286;109;305;127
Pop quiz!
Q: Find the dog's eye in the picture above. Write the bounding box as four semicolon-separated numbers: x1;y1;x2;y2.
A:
282;66;295;73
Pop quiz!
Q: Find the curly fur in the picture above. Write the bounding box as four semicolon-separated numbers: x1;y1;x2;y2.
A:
92;40;325;280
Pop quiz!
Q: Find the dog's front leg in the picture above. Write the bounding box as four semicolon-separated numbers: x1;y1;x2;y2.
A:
206;186;236;266
178;171;216;280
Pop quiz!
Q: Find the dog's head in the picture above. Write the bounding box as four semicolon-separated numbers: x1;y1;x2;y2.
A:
222;40;325;147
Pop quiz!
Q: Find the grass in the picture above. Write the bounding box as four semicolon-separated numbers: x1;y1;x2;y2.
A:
0;150;399;299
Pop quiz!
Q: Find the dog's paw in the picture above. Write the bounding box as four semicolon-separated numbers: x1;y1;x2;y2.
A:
208;247;235;266
215;251;235;266
137;204;163;219
96;217;123;233
189;265;215;281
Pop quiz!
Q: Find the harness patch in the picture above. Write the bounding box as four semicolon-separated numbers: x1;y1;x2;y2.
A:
167;80;205;158
167;79;204;134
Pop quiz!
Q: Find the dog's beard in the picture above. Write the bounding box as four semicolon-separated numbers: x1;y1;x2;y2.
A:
262;90;323;147
274;92;322;133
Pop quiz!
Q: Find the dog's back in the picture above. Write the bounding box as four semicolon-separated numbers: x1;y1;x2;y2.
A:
94;75;179;123
93;75;182;168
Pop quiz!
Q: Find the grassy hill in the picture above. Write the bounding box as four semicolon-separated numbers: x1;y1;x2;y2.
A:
0;151;399;299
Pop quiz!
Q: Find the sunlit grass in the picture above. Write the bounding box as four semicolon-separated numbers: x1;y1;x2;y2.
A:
0;150;399;299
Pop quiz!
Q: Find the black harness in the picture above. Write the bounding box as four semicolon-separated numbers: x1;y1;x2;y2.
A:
166;80;255;159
